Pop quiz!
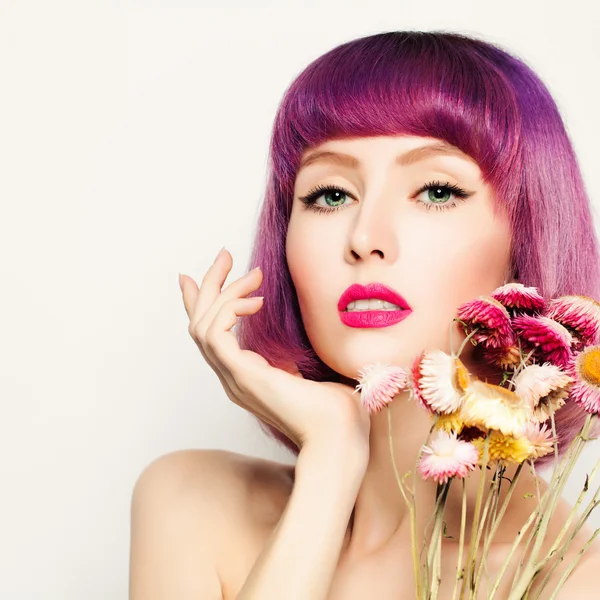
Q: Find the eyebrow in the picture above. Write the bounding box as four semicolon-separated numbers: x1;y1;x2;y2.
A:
298;143;475;172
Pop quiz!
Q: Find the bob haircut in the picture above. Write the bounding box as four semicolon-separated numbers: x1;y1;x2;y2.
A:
236;30;600;467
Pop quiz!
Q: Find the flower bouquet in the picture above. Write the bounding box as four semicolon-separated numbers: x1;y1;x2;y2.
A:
354;283;600;599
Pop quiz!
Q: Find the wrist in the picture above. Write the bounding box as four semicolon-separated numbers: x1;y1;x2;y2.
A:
297;435;369;482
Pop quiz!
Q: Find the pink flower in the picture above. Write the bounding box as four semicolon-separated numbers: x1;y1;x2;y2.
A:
519;421;556;460
491;282;546;315
545;295;600;349
354;363;409;414
512;363;573;422
512;315;574;369
566;346;600;414
456;296;515;349
411;349;471;415
418;430;479;483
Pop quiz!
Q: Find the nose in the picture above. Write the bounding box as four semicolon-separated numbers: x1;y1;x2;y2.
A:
344;192;400;265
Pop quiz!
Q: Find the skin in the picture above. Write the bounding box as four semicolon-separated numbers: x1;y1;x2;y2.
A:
161;134;600;599
287;134;517;555
284;134;600;592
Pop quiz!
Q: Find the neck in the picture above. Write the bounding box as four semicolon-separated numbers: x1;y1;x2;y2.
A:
342;388;543;563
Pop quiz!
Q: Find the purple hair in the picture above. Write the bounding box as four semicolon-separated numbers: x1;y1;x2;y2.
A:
235;31;600;466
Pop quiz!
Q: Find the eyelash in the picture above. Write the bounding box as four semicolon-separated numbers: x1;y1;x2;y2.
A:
298;180;471;214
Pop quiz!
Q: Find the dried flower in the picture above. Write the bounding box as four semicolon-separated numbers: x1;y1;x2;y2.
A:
354;363;409;414
491;282;546;315
480;344;524;370
545;295;600;349
566;346;600;414
418;430;479;483
411;349;470;414
433;411;465;435
472;430;535;464
520;421;556;459
460;380;531;436
512;314;574;369
512;363;573;422
456;296;515;349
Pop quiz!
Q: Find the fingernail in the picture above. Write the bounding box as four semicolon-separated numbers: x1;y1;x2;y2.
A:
178;272;184;291
215;246;226;262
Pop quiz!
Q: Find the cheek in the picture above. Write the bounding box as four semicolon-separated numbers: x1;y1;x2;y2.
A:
402;213;512;328
285;219;340;309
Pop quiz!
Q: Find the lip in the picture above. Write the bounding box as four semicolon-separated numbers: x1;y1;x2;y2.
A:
337;283;413;329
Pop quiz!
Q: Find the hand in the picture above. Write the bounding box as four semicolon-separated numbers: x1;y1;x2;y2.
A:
179;248;371;456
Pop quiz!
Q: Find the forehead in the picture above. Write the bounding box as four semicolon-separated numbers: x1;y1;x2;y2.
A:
297;135;481;178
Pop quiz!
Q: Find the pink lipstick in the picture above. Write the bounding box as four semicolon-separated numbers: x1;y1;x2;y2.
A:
337;283;412;329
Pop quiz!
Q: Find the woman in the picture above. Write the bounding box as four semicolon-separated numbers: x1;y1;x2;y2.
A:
130;31;600;599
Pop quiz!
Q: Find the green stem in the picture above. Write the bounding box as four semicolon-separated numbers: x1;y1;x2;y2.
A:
422;478;452;596
451;479;468;600
459;435;490;600
531;469;600;600
484;463;524;548
388;404;422;598
512;429;587;587
509;416;594;598
428;482;451;599
544;456;600;565
455;326;480;359
488;507;539;600
547;528;600;600
471;464;503;598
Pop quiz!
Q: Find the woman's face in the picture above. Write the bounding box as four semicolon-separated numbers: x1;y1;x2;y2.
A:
286;135;513;382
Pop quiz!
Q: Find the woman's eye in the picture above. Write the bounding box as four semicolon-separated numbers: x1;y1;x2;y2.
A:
298;180;472;214
413;181;471;211
298;184;354;214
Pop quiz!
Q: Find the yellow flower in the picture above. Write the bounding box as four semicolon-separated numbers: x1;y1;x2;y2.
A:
433;411;465;435
473;431;535;464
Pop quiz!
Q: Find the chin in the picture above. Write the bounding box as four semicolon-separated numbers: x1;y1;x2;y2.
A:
319;347;417;382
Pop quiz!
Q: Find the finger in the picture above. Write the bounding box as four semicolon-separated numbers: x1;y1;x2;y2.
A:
195;266;263;336
200;296;285;428
201;296;265;368
180;273;199;320
193;248;234;324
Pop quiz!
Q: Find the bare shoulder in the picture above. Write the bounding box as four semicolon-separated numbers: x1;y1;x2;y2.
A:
552;546;600;599
529;492;600;600
129;448;295;600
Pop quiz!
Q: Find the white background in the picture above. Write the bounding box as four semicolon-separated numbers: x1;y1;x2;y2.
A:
1;1;599;598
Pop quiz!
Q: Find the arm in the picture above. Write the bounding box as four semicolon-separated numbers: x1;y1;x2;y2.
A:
236;439;367;600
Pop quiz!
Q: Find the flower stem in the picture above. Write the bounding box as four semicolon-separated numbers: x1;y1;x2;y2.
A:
451;479;468;600
513;428;586;587
387;404;422;598
454;326;480;359
428;482;451;599
459;435;490;600
487;506;538;599
532;468;600;600
547;528;600;600
542;455;600;569
472;464;507;597
508;415;594;598
480;463;526;592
